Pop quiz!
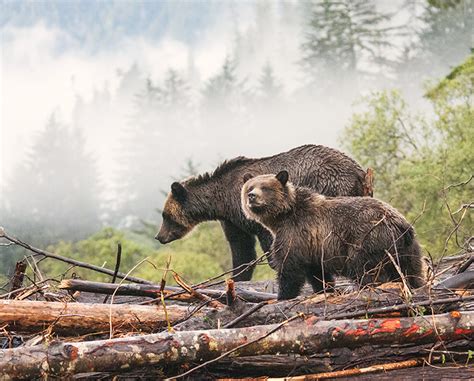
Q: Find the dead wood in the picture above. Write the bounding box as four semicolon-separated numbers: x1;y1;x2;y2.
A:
175;283;468;331
8;261;27;297
173;273;224;309
0;299;199;334
58;278;276;304
211;340;472;378
436;271;474;290
364;167;374;197
0;311;472;379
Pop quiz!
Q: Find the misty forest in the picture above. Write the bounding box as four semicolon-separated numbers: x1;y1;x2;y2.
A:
1;0;473;379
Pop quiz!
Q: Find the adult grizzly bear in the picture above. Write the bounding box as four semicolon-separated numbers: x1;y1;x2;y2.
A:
241;171;425;299
156;145;367;281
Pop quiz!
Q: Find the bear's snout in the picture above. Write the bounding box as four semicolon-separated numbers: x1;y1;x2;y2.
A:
248;192;257;202
155;228;174;244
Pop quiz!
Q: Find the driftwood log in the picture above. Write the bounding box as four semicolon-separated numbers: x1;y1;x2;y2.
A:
0;311;472;379
0;299;199;334
210;339;472;378
175;283;473;331
58;278;276;303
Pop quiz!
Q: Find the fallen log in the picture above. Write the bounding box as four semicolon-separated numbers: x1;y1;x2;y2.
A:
0;299;199;334
435;271;474;290
0;311;472;379
58;278;276;304
176;283;470;330
210;340;472;378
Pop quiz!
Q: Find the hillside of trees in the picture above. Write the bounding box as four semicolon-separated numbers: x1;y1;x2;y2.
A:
1;0;472;285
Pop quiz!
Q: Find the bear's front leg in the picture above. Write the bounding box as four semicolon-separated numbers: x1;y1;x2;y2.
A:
221;221;257;281
277;262;306;300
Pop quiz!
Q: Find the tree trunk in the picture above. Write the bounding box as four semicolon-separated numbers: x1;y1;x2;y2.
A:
210;340;472;378
0;311;472;379
58;278;276;304
175;283;466;331
0;299;199;334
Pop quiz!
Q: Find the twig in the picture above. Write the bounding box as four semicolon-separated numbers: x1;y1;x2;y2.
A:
161;256;174;333
164;252;270;300
103;242;122;304
326;294;474;320
272;357;426;380
456;256;474;274
108;258;156;339
169;313;305;380
224;301;271;328
173;273;224;309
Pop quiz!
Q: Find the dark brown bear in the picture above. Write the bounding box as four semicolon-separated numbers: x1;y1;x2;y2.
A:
241;171;425;299
156;145;368;281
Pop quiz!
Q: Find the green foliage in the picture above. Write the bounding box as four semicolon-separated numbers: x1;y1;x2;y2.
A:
341;54;474;258
41;225;233;285
155;222;231;271
43;227;151;282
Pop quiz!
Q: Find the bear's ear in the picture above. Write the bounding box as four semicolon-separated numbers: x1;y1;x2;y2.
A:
276;170;289;186
171;182;187;202
243;173;254;183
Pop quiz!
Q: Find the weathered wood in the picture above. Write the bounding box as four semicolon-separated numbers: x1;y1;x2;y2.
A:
0;311;472;379
176;283;467;331
364;167;374;197
0;299;199;334
8;261;27;297
435;271;474;290
211;340;473;378
58;278;276;304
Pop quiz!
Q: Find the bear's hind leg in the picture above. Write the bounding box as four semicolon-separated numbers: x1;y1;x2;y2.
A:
306;266;335;293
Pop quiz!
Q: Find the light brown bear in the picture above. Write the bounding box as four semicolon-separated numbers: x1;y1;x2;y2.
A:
241;171;425;300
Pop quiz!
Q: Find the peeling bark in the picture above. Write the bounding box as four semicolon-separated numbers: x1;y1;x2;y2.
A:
176;283;465;331
58;278;276;304
0;311;472;379
0;299;199;334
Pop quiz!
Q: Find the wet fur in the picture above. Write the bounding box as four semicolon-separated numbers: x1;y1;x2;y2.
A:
157;144;367;281
242;174;426;300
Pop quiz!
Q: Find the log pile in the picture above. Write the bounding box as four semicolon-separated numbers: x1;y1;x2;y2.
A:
0;229;473;380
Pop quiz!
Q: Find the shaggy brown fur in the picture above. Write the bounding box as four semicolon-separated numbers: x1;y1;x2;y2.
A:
156;145;367;281
242;171;426;300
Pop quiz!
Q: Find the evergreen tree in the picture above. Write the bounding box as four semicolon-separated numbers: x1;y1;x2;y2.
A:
398;0;473;87
257;62;282;104
116;70;191;226
300;0;396;92
202;55;240;110
3;115;101;245
201;55;251;121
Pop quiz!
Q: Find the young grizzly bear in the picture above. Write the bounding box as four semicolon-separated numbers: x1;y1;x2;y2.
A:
241;171;425;300
156;145;368;281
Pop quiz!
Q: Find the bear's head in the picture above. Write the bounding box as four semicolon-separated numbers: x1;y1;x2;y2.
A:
241;170;295;224
155;182;196;244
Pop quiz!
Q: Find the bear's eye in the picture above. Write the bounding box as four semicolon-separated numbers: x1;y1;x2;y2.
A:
248;186;254;192
261;186;272;192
